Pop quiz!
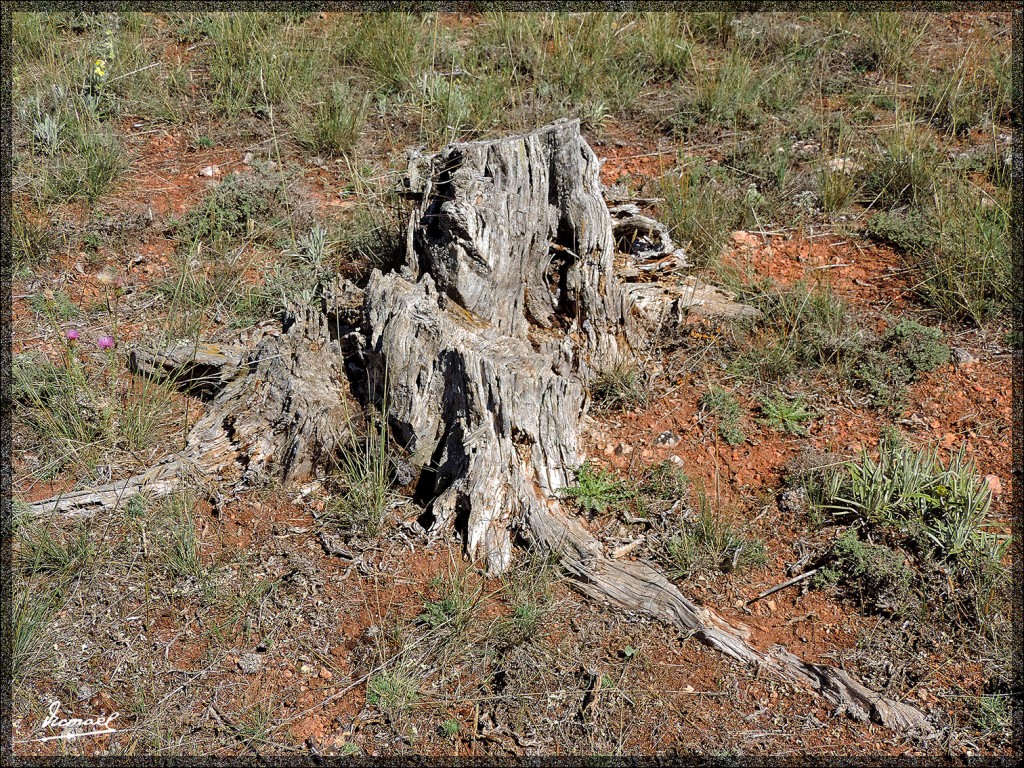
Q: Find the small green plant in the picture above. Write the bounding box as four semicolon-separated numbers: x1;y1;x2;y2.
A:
561;461;633;515
699;385;745;445
589;362;649;412
323;413;393;539
848;319;947;413
971;694;1011;732
759;392;813;436
881;319;948;375
859;122;940;209
853;12;928;78
440;718;461;738
655;161;747;267
12;207;52;269
813;528;917;618
367;668;420;718
639;461;689;503
494;552;556;647
806;437;999;563
419;569;480;639
175;169;286;246
29;289;78;321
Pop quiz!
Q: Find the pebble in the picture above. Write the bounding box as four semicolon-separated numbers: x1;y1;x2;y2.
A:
654;430;680;447
199;164;220;177
238;653;263;675
984;475;1002;497
320;668;333;681
614;443;633;456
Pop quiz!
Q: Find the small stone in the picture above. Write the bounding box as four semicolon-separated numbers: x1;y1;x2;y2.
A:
299;663;314;676
319;668;333;681
238;653;263;675
243;152;254;165
199;164;220;177
667;455;684;466
614;442;633;456
984;475;1002;497
946;348;978;366
654;430;680;447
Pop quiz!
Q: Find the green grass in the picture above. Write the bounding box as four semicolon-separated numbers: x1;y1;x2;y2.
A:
292;81;369;159
419;569;481;640
11;586;58;684
16;522;96;578
323;413;393;540
589;362;649;412
367;668;421;718
158;492;205;581
13;343;173;476
666;494;767;578
699;385;745;445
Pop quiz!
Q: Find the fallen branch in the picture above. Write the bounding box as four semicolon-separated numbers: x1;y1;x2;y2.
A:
747;568;821;606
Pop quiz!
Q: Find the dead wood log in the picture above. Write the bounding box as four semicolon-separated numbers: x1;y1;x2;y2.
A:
363;118;930;733
24;306;350;516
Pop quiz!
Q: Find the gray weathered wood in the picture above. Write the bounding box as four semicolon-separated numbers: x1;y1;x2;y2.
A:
363;118;930;733
25;305;350;516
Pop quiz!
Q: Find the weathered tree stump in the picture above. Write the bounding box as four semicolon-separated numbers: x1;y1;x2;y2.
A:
364;118;931;733
24;119;931;734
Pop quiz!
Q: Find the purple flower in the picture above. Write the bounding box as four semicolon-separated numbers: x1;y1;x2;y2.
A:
65;329;80;341
97;335;115;350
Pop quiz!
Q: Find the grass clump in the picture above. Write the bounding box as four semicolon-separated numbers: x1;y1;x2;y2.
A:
419;570;480;639
589;362;649;412
44;129;126;204
699;385;745;445
367;668;421;719
11;586;57;684
293;81;368;159
561;461;633;516
323;415;393;540
666;495;767;578
654;160;756;266
729;279;856;384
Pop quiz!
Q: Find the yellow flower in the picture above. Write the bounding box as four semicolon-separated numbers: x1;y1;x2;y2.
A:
94;59;106;78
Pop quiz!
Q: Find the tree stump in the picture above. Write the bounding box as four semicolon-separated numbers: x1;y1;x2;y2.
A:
24;119;931;734
364;118;931;733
